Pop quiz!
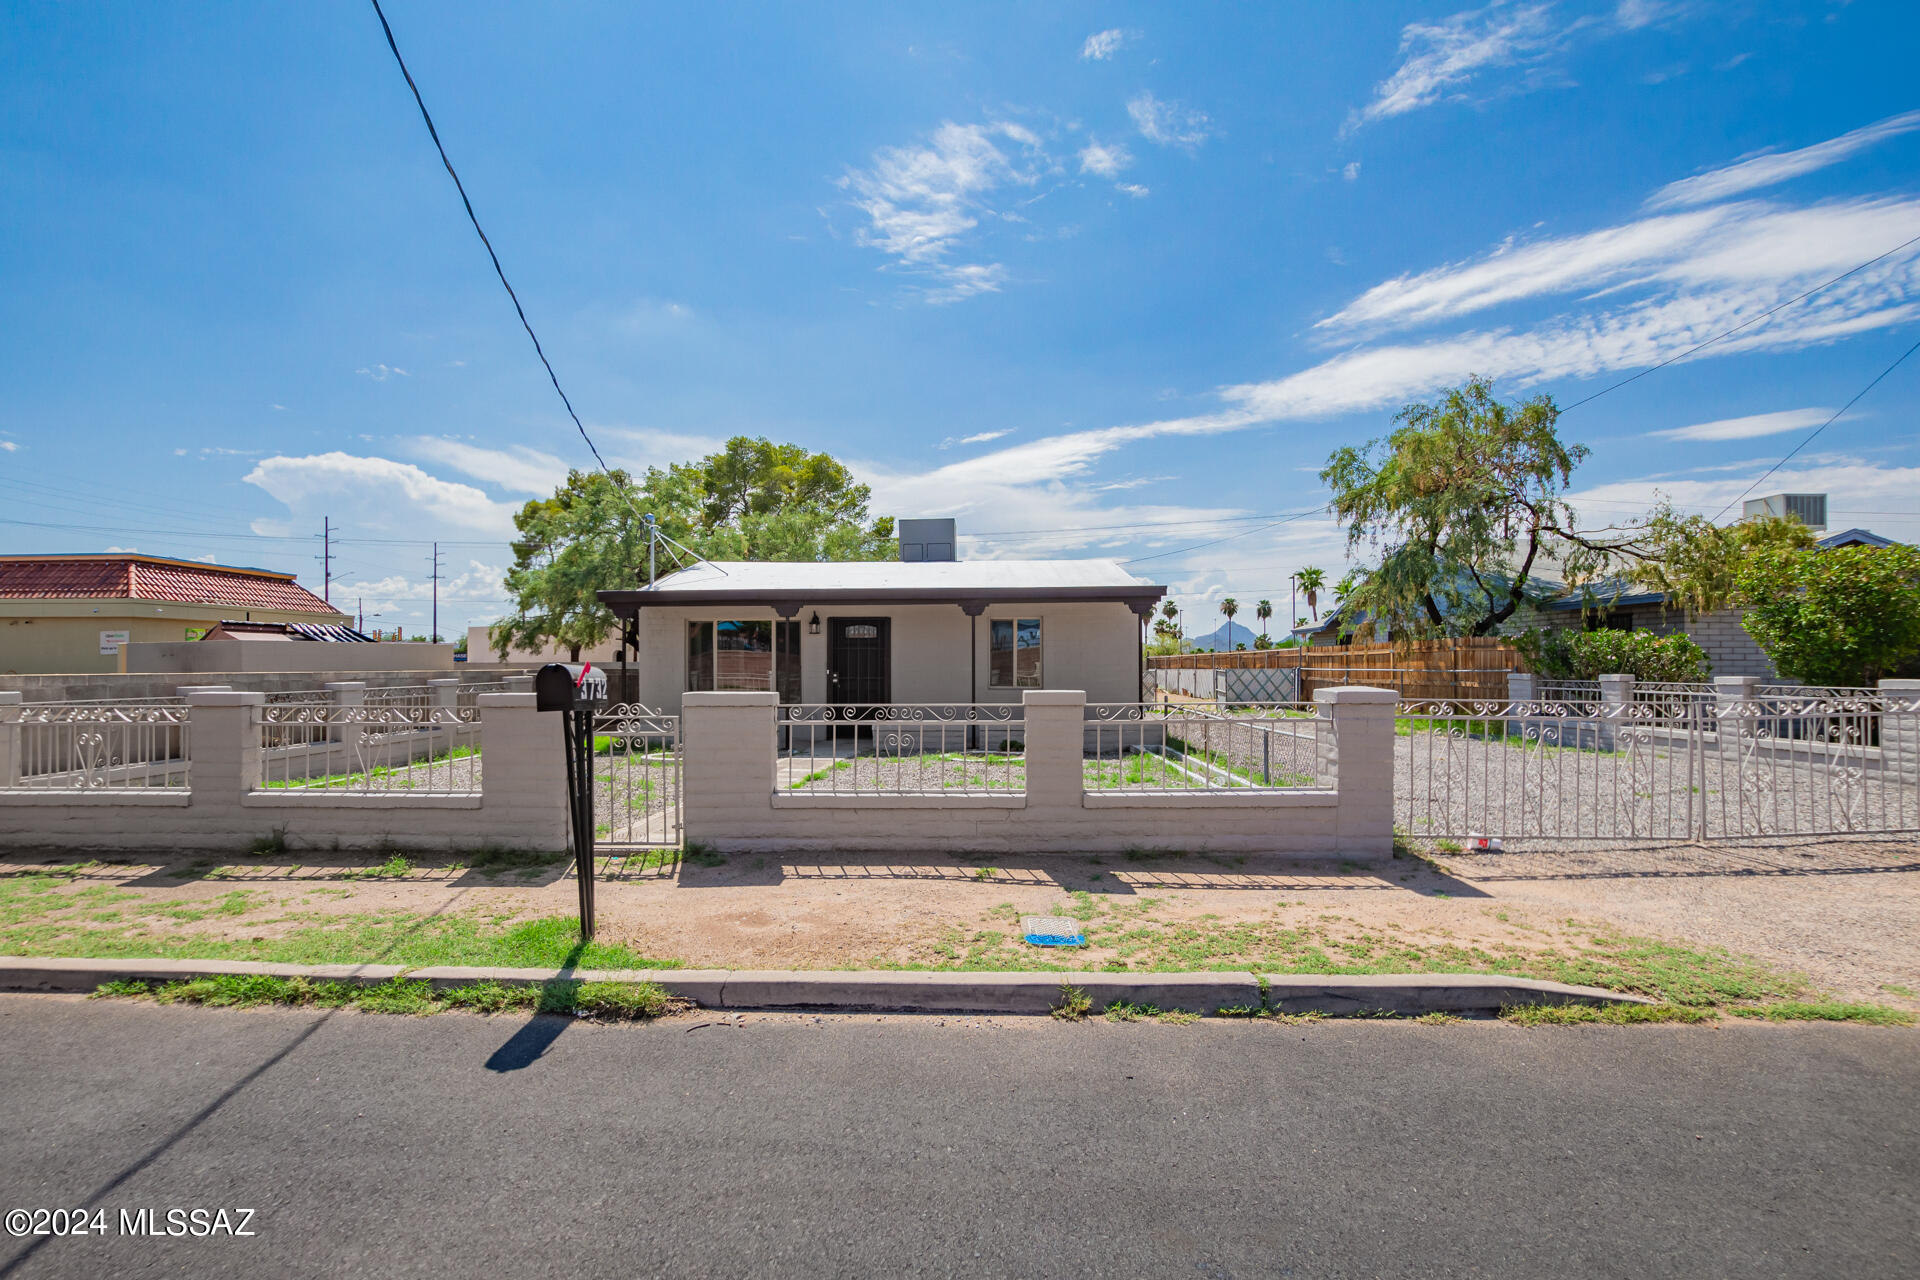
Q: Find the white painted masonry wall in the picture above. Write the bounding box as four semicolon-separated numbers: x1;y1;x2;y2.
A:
681;687;1398;859
0;691;568;854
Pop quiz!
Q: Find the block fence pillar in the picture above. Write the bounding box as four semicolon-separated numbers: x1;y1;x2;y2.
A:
1879;679;1920;788
325;681;365;746
1714;675;1760;760
1314;685;1398;857
1020;690;1086;820
1597;673;1635;751
476;692;569;852
428;678;460;712
681;692;778;848
0;691;20;787
1505;671;1536;737
185;690;264;808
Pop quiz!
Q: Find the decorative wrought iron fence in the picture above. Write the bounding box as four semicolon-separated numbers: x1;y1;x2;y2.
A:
1397;690;1920;844
9;704;191;790
591;704;681;848
777;704;1026;795
1086;702;1327;792
255;703;480;793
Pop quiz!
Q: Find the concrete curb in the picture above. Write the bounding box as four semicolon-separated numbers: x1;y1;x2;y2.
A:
0;957;1652;1014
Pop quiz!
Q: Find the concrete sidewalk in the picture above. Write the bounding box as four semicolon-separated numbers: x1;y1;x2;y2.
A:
0;955;1649;1014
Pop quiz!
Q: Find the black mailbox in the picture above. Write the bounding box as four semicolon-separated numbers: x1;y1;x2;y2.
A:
534;662;608;712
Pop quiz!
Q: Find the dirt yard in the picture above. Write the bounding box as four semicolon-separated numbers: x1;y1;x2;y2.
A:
4;836;1914;1009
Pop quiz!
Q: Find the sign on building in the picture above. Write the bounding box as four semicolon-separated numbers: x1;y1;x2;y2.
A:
99;629;131;655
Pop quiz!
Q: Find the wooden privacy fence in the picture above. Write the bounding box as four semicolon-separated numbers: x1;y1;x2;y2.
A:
1148;637;1519;703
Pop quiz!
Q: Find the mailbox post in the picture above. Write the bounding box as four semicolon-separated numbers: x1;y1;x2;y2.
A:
535;662;608;939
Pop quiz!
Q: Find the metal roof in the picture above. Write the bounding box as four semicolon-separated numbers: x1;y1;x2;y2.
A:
600;558;1166;616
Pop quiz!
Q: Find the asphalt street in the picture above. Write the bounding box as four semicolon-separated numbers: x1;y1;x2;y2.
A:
0;996;1913;1279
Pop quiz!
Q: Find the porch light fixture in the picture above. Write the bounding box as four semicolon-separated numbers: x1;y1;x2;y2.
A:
808;612;821;635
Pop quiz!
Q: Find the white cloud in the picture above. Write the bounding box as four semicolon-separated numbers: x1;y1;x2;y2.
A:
1318;196;1920;336
1645;110;1920;210
838;120;1048;301
1571;458;1920;530
1647;408;1835;442
355;363;409;382
1078;140;1132;178
104;545;137;554
269;403;287;411
243;453;519;540
937;429;1013;450
1342;161;1362;182
407;438;571;495
1613;0;1681;30
1080;29;1131;61
1349;2;1559;129
1127;93;1213;149
0;441;18;453
1117;183;1150;199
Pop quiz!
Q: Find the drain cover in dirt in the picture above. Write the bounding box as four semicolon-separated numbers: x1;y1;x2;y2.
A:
1021;916;1087;947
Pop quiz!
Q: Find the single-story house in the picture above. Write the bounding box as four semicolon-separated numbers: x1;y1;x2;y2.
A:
597;522;1166;714
0;553;349;675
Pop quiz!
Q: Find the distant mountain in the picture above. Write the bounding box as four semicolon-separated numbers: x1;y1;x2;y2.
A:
1186;620;1262;652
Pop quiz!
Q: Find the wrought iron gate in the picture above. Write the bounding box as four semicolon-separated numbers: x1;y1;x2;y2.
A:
1396;687;1920;845
591;704;682;849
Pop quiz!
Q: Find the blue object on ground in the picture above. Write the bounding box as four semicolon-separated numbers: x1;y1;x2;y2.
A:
1021;916;1087;947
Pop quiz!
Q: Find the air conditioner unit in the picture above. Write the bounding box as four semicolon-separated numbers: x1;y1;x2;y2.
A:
1742;493;1826;531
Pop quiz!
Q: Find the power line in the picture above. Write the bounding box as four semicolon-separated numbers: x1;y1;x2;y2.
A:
1559;230;1920;415
1712;332;1920;521
367;0;614;477
1122;508;1323;566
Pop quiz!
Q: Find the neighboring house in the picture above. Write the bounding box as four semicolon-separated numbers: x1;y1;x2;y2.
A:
0;553;348;675
597;520;1166;713
463;625;621;668
117;617;459;675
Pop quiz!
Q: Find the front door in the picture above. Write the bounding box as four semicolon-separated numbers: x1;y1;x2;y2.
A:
827;617;891;710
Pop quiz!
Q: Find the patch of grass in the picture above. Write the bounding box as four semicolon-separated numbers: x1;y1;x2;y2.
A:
340;854;413;880
1747;1001;1915;1026
1052;982;1093;1021
250;827;289;857
1156;1009;1200;1025
682;842;726;868
973;867;998;880
1880;983;1916;1000
469;848;569;874
1433;839;1463;854
1103;1000;1159;1022
259;744;479;791
1214;1005;1259;1018
93;974;685;1020
1411;1011;1462;1025
1502;1001;1714;1026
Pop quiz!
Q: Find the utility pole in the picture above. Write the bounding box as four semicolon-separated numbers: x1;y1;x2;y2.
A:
357;597;363;631
429;542;443;643
319;516;335;604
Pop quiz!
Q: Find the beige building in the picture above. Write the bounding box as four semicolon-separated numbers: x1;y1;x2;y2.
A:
0;554;348;675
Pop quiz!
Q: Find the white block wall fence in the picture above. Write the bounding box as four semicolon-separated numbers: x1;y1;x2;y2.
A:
683;686;1399;858
0;690;567;853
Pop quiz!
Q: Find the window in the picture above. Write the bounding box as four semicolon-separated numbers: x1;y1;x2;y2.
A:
688;619;803;702
989;617;1042;688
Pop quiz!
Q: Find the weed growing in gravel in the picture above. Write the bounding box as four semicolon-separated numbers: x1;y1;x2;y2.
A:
1052;983;1093;1021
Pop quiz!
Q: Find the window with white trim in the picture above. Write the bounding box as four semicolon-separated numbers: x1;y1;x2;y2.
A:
988;617;1042;688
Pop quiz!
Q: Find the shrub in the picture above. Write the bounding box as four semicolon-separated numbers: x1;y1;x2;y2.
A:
1736;544;1920;686
1513;627;1710;682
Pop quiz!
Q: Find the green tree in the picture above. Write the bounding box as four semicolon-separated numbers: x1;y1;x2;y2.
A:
1321;376;1632;638
1736;544;1920;686
1160;599;1180;640
492;438;896;660
1295;567;1326;621
1255;599;1273;642
1219;597;1239;647
1634;505;1816;616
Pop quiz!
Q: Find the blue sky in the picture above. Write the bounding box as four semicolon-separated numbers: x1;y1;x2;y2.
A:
3;0;1917;636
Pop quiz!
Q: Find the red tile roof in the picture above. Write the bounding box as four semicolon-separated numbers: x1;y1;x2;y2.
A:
0;555;340;615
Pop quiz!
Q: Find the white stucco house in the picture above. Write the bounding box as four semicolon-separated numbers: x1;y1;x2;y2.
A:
596;522;1166;714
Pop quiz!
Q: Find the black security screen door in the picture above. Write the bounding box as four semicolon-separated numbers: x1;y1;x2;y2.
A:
827;617;890;709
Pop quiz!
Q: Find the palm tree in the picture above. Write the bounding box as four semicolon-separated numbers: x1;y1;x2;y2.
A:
1219;597;1239;648
1296;567;1326;621
1255;599;1273;643
1160;598;1180;640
